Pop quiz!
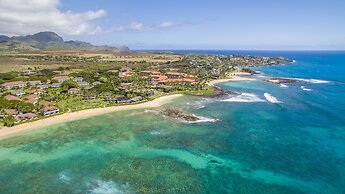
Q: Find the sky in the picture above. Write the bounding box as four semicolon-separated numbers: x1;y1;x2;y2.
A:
0;0;345;50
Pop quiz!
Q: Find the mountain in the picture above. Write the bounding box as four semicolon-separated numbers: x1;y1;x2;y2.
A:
0;35;10;42
0;31;129;52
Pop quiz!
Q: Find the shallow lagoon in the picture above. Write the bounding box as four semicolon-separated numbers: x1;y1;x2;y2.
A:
1;51;345;194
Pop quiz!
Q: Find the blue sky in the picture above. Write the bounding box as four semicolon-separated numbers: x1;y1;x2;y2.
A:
1;0;345;50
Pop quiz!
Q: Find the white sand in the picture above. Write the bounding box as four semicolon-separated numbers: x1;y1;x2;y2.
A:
0;94;183;139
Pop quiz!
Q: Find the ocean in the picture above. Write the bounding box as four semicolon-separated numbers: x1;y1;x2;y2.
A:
0;51;344;194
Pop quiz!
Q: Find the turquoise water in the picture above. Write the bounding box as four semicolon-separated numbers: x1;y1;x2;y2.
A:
0;51;345;193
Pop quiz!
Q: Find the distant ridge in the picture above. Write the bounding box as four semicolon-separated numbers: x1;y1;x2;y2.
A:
0;31;129;52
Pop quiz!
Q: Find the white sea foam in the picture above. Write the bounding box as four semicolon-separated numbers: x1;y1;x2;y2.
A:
280;84;288;88
185;115;220;124
222;93;265;103
144;109;159;114
89;180;130;194
301;86;313;91
292;78;330;84
264;93;281;103
196;105;206;109
149;130;161;135
58;172;71;183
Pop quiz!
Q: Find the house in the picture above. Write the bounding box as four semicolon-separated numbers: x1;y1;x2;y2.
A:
119;71;133;77
43;101;53;107
24;94;39;105
52;76;70;83
78;81;89;87
158;78;197;85
41;106;59;116
73;77;83;82
120;67;132;72
15;113;37;122
37;84;49;89
11;90;25;96
166;72;187;78
92;81;101;86
29;89;45;95
116;96;131;104
23;70;36;75
84;86;93;90
4;109;18;117
52;70;62;74
27;80;41;86
130;96;143;102
68;88;80;95
4;95;21;101
83;94;96;100
51;83;61;88
1;81;26;89
150;75;168;82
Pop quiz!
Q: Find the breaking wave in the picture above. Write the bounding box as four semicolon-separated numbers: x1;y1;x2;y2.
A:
301;86;313;91
222;93;265;103
144;109;159;114
185;116;220;124
58;171;71;183
149;130;161;135
89;180;131;194
280;84;288;88
264;93;281;103
292;78;330;84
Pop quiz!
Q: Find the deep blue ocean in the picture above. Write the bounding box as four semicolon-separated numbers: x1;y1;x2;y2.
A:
158;50;345;193
0;51;344;193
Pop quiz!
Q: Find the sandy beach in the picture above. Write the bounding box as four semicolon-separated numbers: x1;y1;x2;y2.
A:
0;94;183;139
208;75;255;86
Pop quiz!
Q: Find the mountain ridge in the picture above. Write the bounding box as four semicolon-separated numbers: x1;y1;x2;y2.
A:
0;31;129;52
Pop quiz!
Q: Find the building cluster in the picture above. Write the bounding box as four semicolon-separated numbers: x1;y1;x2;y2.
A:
0;65;200;125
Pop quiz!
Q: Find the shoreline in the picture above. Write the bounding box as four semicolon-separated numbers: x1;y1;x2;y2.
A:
0;94;183;139
0;75;254;139
208;75;255;86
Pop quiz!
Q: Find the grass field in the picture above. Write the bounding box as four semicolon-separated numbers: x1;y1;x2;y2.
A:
0;50;182;72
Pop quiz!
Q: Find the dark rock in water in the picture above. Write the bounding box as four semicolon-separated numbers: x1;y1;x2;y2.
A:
189;87;239;99
210;159;220;164
160;108;199;122
266;78;298;84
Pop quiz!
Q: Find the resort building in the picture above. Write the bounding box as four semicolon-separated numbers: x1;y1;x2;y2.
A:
78;81;89;87
4;109;18;117
4;95;21;101
51;83;61;88
11;90;25;96
27;80;41;86
52;76;70;83
41;106;60;116
1;81;27;89
92;81;101;86
116;96;131;104
37;84;49;89
24;94;39;105
15;113;37;122
68;88;81;95
73;77;84;82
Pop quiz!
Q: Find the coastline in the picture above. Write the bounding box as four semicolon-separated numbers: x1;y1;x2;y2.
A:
0;94;183;139
208;75;254;86
0;75;255;140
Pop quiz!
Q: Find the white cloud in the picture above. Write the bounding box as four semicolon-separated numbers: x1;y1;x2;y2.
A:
106;21;180;33
158;21;178;28
0;0;106;36
128;22;145;31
